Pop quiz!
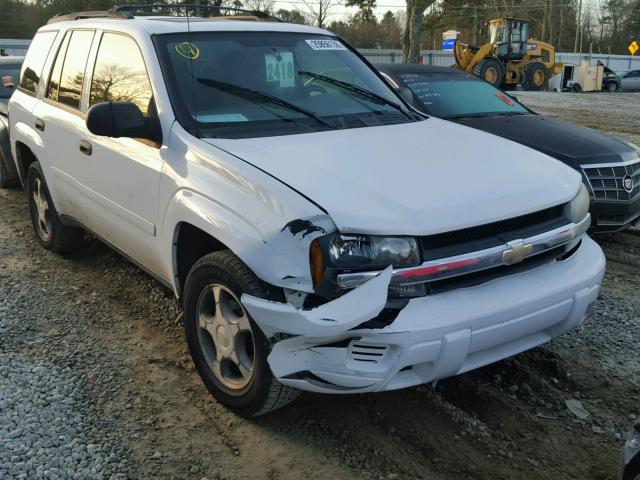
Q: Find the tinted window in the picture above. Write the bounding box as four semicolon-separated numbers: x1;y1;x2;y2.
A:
0;63;22;98
46;32;71;102
19;31;57;94
396;72;529;118
57;30;95;109
90;33;154;116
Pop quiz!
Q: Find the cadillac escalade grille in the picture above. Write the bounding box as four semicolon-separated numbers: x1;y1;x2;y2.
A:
419;204;567;261
582;160;640;202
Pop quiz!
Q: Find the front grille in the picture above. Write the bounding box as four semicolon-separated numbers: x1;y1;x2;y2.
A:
582;161;640;201
597;211;640;226
419;204;567;261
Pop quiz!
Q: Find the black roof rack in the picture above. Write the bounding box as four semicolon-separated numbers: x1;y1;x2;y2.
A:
113;3;278;20
47;10;133;24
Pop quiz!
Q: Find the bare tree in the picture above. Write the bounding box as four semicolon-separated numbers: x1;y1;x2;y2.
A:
302;0;339;28
402;0;436;63
243;0;275;14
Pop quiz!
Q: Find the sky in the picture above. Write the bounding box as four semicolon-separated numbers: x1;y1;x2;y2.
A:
272;0;603;24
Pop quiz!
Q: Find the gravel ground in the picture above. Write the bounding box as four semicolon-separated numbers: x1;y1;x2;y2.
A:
0;92;639;480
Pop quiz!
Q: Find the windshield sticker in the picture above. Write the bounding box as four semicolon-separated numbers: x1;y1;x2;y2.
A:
495;92;515;106
265;52;295;88
195;113;248;123
2;75;14;88
175;42;200;60
305;39;347;51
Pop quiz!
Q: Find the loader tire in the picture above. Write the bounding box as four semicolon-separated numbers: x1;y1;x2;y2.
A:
523;62;549;91
472;58;504;87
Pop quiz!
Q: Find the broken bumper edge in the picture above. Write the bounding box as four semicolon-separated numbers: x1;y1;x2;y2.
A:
243;236;605;394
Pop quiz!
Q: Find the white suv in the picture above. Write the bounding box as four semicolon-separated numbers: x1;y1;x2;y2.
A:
8;6;605;416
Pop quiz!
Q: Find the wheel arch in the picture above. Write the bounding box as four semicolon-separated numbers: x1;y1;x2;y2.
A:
164;189;333;300
14;141;39;186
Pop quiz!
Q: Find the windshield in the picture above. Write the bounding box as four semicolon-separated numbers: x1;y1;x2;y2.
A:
396;72;529;118
0;65;21;98
154;32;412;138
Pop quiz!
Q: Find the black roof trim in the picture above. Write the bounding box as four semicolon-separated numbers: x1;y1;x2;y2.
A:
115;4;279;20
47;4;280;24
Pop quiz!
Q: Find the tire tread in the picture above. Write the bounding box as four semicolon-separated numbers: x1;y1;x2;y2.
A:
186;250;300;417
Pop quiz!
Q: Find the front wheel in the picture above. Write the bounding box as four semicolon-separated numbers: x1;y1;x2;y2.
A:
472;58;504;87
607;82;618;92
183;250;299;417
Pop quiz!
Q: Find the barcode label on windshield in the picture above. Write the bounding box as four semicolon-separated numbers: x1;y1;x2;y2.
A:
305;39;347;51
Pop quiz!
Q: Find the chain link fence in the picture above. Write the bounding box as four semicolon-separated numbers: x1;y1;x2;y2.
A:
359;48;640;71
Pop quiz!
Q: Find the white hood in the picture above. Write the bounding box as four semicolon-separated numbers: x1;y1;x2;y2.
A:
205;118;581;236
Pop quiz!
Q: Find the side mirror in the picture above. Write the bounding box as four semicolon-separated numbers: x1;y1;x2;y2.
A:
398;87;414;105
86;101;160;143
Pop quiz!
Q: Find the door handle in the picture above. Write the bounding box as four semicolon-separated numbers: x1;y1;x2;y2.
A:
34;118;45;131
79;140;92;156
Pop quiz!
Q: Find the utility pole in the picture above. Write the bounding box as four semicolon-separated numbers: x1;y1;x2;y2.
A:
473;5;479;45
574;0;582;52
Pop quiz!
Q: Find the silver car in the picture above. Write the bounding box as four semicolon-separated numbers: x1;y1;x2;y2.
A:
617;70;640;91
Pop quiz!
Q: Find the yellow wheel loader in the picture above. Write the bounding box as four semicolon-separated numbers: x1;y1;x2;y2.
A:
454;18;563;90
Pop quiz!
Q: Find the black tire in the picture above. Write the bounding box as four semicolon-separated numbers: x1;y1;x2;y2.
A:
572;83;583;93
472;58;504;87
26;161;84;253
183;250;299;417
0;150;18;189
607;81;618;92
523;62;549;91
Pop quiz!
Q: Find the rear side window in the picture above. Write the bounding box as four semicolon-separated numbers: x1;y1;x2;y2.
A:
50;30;95;110
19;31;57;95
46;32;71;102
89;33;154;116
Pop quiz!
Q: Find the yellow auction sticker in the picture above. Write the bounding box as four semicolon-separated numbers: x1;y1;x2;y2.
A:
175;42;200;60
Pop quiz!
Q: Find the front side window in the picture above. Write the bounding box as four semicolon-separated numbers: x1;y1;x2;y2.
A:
155;32;411;138
89;33;154;116
397;72;529;118
19;31;58;94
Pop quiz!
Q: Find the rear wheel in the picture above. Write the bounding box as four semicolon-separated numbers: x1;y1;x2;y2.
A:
523;62;549;91
183;250;299;417
607;82;618;92
472;58;504;87
26;161;84;253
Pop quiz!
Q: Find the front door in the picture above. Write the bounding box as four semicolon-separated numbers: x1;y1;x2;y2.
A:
71;31;165;273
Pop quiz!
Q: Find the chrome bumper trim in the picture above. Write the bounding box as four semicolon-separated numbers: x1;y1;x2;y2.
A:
337;214;590;289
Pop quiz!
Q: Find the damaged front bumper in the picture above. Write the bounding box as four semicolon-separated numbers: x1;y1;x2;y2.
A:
242;235;605;394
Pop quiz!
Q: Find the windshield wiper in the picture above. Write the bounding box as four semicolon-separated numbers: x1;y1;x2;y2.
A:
298;70;412;119
196;78;332;128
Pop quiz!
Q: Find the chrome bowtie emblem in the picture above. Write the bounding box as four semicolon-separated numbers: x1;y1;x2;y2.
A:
623;175;634;193
502;240;533;265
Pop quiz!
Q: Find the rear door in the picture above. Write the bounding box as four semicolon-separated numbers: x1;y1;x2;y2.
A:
10;30;59;182
32;29;96;219
71;31;165;272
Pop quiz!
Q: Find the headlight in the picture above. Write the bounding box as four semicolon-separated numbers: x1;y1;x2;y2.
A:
328;234;420;269
565;183;590;224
